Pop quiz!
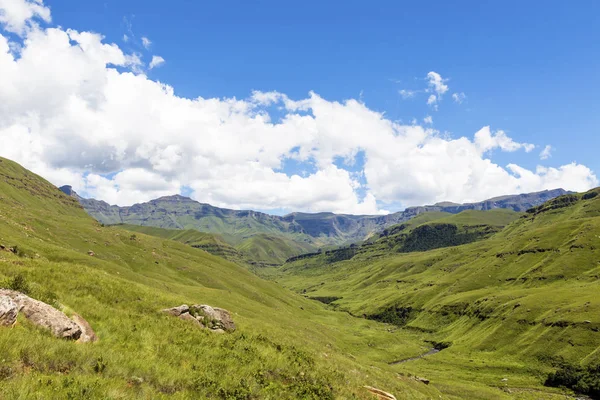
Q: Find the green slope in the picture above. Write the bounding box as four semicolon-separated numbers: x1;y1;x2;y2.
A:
236;233;317;265
118;224;243;261
266;191;600;398
119;225;317;266
0;157;445;399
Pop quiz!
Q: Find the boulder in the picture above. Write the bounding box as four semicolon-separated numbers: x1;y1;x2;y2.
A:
72;313;98;343
0;289;81;340
161;304;189;317
190;305;236;332
0;295;18;327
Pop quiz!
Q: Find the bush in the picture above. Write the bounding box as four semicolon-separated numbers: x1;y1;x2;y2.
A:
545;363;600;398
583;191;599;200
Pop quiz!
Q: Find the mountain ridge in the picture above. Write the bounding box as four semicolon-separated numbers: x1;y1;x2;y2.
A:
62;185;570;248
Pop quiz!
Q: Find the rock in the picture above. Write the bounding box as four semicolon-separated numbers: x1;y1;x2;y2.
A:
501;378;508;382
161;304;189;317
72;313;98;343
191;304;236;332
363;386;396;400
0;295;18;327
415;376;430;385
0;289;81;340
178;312;202;326
87;250;95;256
584;320;592;324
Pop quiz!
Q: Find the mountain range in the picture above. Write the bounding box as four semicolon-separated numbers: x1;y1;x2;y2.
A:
60;185;568;264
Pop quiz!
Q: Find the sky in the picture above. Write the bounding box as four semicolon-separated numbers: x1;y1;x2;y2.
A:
0;0;598;215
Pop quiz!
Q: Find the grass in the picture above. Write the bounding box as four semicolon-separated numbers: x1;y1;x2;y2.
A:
0;157;444;399
264;189;600;398
0;155;593;399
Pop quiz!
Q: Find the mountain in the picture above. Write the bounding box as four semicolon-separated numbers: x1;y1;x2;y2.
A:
62;185;569;251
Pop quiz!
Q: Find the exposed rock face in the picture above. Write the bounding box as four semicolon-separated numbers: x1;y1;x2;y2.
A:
162;304;236;332
72;313;98;343
0;289;81;340
0;295;18;327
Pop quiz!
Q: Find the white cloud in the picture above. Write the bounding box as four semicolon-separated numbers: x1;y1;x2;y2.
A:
0;0;50;36
427;71;448;96
0;4;596;214
123;34;129;42
141;36;151;49
452;92;466;104
149;55;164;69
540;145;552;160
474;127;535;153
423;115;433;125
399;89;415;99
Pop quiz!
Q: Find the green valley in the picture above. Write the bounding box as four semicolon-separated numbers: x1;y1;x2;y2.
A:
1;156;597;399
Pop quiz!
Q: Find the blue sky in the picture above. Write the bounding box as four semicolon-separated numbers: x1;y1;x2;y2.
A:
49;0;599;172
0;0;598;213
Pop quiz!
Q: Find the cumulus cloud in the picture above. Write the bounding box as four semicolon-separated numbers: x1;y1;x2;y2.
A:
540;145;552;160
0;0;50;36
423;116;433;125
452;92;466;104
149;55;164;69
474;127;535;153
141;36;151;49
0;3;596;214
427;71;448;96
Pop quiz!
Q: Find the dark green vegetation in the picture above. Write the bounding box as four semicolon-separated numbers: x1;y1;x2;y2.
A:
65;185;567;265
1;157;447;399
545;362;600;398
264;188;600;399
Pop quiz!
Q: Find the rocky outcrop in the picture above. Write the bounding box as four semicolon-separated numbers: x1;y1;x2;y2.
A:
0;289;81;340
162;304;189;317
162;304;236;332
0;296;18;327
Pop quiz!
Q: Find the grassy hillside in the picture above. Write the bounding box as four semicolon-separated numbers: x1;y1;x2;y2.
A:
120;225;317;266
265;191;600;398
236;233;316;265
117;224;243;261
0;157;446;399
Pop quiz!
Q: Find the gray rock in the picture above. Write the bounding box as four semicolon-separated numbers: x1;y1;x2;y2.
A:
0;289;81;340
191;305;236;332
0;295;18;327
72;313;98;343
161;304;189;317
178;312;202;327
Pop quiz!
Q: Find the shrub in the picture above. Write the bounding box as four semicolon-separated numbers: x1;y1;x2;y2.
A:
583;191;599;200
545;363;600;398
